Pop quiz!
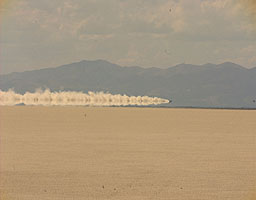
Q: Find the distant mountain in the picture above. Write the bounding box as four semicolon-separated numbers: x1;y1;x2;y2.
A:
0;60;256;108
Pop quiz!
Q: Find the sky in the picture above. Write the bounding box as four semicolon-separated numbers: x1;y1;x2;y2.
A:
0;0;256;74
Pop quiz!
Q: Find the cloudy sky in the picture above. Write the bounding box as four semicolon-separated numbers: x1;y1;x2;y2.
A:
0;0;256;74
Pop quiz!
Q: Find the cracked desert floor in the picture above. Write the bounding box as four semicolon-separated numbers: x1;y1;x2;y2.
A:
0;106;255;200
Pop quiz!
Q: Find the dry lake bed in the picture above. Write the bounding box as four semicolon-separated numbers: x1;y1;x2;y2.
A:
0;106;255;200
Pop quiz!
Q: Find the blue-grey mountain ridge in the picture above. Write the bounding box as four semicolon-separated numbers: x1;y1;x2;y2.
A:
0;60;255;108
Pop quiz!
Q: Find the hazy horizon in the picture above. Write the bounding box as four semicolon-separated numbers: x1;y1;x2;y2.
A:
0;59;254;75
1;60;255;108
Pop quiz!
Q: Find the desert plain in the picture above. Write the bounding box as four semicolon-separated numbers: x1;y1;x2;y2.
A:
0;106;255;200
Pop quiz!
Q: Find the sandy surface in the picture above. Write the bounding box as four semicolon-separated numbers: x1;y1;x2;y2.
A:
0;106;255;200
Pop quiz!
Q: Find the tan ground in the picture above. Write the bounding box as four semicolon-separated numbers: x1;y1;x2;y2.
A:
0;106;255;200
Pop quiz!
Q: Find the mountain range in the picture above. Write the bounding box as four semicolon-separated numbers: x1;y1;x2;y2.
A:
0;60;256;108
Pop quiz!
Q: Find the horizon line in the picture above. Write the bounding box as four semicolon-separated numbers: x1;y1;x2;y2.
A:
1;59;255;75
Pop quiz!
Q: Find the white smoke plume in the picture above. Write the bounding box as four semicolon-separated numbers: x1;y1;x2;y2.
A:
0;89;170;106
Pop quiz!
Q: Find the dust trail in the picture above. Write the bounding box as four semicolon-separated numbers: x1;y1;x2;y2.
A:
0;89;170;106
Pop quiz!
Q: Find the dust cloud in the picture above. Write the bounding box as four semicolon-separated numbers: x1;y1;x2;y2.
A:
0;89;169;106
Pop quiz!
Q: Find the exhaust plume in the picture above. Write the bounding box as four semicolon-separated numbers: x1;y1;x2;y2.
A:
0;89;169;106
